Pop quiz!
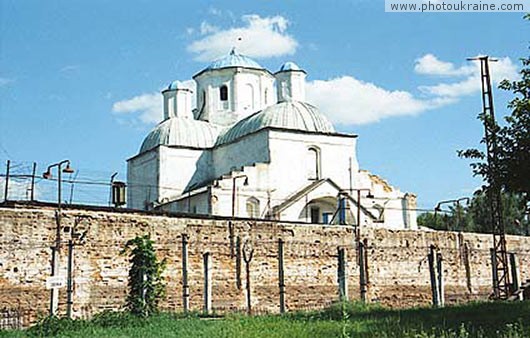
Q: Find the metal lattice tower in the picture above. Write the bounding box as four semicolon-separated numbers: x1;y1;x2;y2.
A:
468;55;511;299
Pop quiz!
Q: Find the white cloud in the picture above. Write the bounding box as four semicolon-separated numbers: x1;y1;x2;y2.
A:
306;76;455;125
112;93;162;124
187;14;298;61
112;80;196;125
414;54;474;76
419;56;518;97
200;21;219;35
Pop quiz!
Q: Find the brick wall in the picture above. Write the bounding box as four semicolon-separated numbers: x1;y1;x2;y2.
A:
0;203;529;324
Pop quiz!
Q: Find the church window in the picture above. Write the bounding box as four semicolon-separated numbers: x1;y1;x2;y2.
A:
220;85;228;101
246;197;260;218
264;88;269;104
307;146;321;180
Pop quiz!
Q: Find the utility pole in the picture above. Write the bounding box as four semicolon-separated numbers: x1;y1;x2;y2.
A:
467;56;511;299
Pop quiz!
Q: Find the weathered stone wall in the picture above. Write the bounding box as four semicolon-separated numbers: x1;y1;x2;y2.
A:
0;203;529;324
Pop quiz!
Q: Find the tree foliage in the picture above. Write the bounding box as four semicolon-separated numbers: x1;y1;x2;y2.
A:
458;15;529;225
418;192;529;235
121;234;166;317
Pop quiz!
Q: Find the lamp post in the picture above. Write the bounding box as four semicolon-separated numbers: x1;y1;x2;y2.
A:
348;189;374;241
434;197;470;231
43;160;74;316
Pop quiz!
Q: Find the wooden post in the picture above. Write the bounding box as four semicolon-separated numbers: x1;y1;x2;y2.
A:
436;252;444;307
428;245;440;307
181;234;189;312
338;247;348;301
278;239;286;313
203;252;212;313
359;243;367;302
66;240;74;318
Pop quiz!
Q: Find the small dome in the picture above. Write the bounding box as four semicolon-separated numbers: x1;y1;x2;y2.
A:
279;61;301;72
167;80;179;90
206;49;263;71
216;101;335;145
140;118;220;153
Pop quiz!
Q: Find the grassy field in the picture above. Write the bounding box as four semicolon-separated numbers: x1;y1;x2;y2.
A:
1;301;529;337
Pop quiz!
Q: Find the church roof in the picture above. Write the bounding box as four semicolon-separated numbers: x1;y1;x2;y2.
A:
215;101;335;146
140;117;220;153
205;49;263;72
278;61;302;72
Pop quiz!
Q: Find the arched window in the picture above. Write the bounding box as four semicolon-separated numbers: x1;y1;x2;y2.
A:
246;197;260;219
306;146;321;180
219;85;228;101
264;88;269;105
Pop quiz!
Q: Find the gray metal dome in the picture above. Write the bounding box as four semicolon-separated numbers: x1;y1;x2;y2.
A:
140;117;220;153
216;101;335;146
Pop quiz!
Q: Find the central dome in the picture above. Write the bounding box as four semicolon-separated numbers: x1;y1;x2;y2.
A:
205;49;263;71
140;118;220;153
216;101;335;146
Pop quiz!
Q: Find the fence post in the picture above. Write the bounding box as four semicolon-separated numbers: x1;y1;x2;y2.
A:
463;242;473;293
278;238;285;313
49;246;59;316
4;160;10;201
436;251;444;307
66;239;74;318
509;253;521;299
203;252;212;314
490;248;499;297
30;162;36;201
359;242;368;302
181;234;189;312
337;247;348;301
428;245;440;307
243;241;254;315
236;236;242;289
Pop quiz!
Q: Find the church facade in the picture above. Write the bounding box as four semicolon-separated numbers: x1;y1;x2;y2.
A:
127;50;417;229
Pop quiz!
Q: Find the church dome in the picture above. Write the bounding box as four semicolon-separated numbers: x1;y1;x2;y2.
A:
140;117;220;153
205;49;263;71
216;101;335;145
279;61;302;72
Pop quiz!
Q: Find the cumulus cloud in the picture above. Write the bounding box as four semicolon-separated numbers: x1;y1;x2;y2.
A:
187;14;298;61
111;80;196;125
419;56;518;97
306;76;455;125
414;54;474;76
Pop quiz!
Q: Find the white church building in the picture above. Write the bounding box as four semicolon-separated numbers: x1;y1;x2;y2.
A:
127;49;417;229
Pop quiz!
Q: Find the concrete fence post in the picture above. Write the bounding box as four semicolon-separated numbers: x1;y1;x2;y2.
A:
337;247;348;301
203;252;212;314
428;245;440;307
181;234;189;313
243;241;254;315
278;238;285;313
436;252;444;307
509;253;521;299
236;236;242;290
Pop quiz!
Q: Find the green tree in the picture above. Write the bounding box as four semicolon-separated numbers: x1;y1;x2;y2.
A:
121;234;166;316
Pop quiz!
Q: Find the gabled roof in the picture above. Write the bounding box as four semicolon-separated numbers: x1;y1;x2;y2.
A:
272;178;377;220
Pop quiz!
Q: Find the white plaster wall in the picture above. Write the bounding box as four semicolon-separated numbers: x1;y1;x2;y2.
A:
267;131;358;200
194;68;274;126
212;131;270;179
127;150;160;210
158;146;206;202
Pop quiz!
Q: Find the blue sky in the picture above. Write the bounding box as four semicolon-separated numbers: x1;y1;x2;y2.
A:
0;0;528;208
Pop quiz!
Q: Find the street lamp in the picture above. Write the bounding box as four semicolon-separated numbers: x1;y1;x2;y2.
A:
434;197;470;231
42;160;75;316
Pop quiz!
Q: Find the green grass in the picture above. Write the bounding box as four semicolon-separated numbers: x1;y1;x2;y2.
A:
1;301;529;337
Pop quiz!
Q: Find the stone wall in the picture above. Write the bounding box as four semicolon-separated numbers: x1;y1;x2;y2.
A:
0;203;529;324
